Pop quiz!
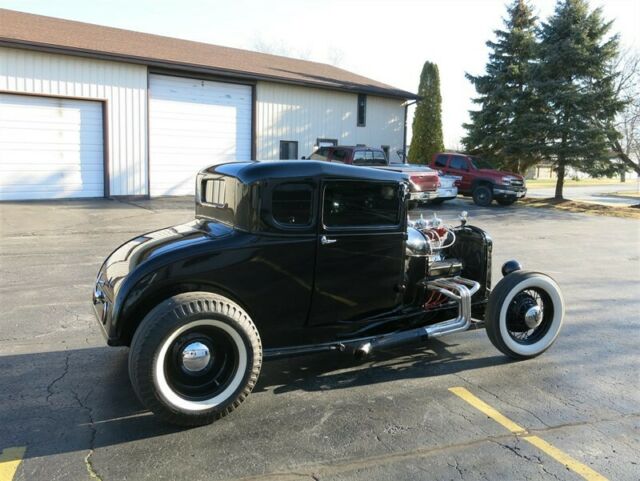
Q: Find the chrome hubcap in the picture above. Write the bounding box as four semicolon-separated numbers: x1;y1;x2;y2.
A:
180;341;211;373
524;305;543;329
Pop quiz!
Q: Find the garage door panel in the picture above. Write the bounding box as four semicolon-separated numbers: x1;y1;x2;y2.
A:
0;94;104;201
149;74;252;197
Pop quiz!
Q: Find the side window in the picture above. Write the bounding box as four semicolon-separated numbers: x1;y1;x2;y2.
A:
323;181;400;228
450;156;468;170
352;150;367;165
371;150;387;166
331;148;348;163
279;140;298;160
272;183;313;226
435;154;448;168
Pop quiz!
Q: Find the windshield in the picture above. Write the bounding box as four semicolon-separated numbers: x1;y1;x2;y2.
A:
469;156;494;169
309;147;330;160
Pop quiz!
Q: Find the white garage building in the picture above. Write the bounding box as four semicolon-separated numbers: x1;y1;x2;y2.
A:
0;9;416;201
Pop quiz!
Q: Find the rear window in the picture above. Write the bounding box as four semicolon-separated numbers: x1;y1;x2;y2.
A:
323;181;400;228
353;150;373;166
272;183;313;226
371;150;387;166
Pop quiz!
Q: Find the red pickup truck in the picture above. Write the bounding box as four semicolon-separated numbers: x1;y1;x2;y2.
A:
309;146;439;206
429;152;526;206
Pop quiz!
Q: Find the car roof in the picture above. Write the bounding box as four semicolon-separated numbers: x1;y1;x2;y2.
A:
201;160;407;184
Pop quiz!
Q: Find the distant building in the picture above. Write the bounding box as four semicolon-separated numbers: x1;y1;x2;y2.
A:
0;9;416;200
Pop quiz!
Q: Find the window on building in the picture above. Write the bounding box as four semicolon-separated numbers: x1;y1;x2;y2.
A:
279;141;298;160
272;183;313;226
323;181;400;228
357;94;367;127
316;138;337;148
435;154;448;168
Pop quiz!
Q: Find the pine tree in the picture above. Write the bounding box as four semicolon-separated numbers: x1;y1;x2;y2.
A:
463;0;542;174
537;0;624;198
408;62;444;164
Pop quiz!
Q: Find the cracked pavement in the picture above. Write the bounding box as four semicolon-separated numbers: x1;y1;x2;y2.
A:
0;197;638;480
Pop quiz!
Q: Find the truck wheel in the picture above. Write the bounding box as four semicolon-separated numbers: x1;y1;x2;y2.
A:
497;198;517;206
485;271;564;359
472;185;493;206
128;292;262;426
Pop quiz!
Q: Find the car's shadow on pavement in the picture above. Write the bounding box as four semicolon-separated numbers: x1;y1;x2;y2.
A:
256;337;510;395
0;338;510;461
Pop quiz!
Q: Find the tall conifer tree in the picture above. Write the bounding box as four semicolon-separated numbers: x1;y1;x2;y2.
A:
538;0;623;198
409;62;444;164
464;0;541;174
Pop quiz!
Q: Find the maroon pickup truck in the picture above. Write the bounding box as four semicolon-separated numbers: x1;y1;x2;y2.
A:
309;146;439;206
429;152;526;206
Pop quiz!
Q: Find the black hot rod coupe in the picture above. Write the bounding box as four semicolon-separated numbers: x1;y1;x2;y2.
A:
93;161;564;426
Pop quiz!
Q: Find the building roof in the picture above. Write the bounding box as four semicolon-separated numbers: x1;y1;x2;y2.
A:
205;160;408;184
0;9;417;100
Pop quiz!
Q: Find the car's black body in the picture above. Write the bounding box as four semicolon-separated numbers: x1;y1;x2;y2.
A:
93;161;564;425
94;161;490;352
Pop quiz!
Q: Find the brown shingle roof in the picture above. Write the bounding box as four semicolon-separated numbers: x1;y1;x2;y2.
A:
0;9;417;99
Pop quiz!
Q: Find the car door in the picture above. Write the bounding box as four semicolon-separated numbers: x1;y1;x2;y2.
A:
308;179;405;325
448;155;472;192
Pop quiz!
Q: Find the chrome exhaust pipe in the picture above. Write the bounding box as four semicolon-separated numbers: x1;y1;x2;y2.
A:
351;277;480;358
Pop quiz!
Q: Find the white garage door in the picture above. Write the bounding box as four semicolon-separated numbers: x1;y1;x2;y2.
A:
149;74;252;196
0;94;104;201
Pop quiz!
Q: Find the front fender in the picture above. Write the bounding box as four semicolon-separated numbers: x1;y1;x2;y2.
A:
95;220;243;344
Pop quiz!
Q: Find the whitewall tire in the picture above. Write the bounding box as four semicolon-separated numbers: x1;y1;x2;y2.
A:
485;271;564;359
128;292;262;426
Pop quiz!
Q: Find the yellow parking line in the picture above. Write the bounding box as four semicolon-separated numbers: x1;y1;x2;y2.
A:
0;447;26;481
449;387;608;481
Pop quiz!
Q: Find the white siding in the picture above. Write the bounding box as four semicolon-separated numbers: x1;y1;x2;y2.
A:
255;81;405;161
0;47;147;196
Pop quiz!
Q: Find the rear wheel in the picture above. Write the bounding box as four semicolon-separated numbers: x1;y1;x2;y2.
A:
497;198;517;206
485;271;564;359
129;292;262;426
472;185;493;206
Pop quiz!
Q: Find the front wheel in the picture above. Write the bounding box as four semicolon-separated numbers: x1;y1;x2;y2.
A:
128;292;262;426
472;185;493;206
485;271;564;359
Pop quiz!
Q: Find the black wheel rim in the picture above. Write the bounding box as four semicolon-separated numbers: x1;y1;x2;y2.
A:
164;325;239;401
476;189;489;204
505;288;554;345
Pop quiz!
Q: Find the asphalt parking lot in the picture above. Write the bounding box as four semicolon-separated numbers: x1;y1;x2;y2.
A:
1;197;639;481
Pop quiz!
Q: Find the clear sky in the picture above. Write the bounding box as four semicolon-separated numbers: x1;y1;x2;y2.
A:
2;0;638;148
